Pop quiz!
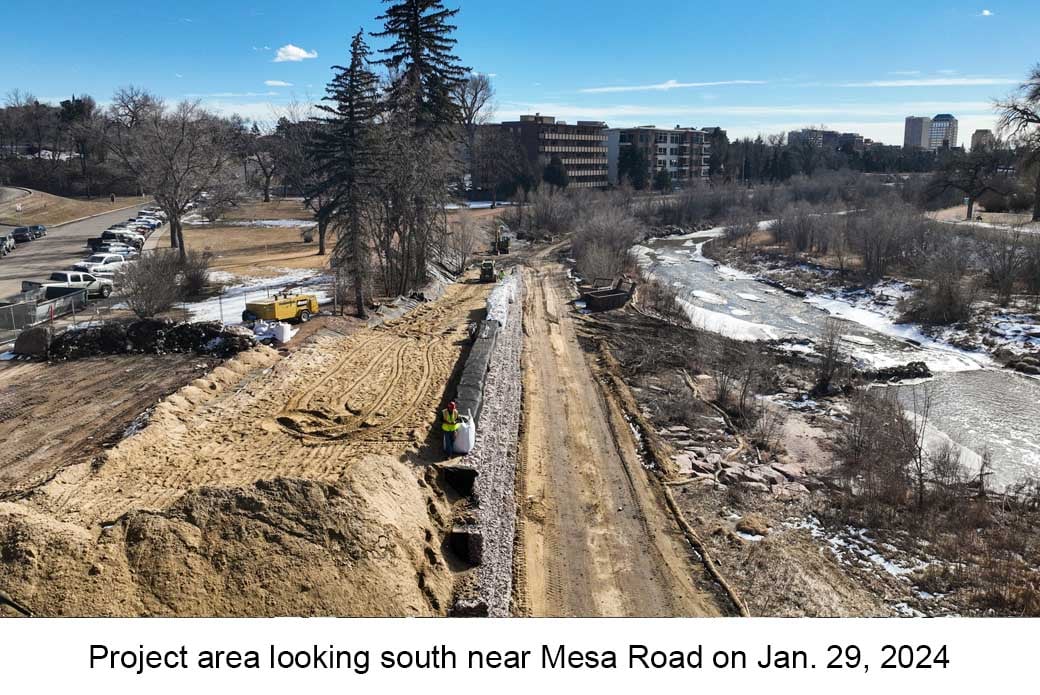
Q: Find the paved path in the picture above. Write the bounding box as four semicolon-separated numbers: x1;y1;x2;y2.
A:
0;206;154;300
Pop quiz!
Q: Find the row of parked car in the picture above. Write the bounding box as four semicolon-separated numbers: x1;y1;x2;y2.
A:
19;206;168;299
0;224;48;256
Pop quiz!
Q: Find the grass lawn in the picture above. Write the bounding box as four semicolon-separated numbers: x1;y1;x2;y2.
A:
0;189;143;226
184;223;333;279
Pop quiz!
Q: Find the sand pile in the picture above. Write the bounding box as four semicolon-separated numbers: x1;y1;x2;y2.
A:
0;456;452;617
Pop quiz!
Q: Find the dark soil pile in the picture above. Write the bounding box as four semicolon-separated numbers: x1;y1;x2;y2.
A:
48;320;256;360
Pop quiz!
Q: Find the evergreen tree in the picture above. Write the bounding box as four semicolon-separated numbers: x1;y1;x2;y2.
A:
618;145;649;190
373;0;469;132
543;155;569;192
311;29;382;318
653;167;672;192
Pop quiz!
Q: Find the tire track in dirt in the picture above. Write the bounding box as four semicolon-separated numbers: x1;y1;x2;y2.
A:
20;280;489;528
516;254;725;617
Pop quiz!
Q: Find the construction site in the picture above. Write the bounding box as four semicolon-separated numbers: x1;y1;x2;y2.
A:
0;188;761;619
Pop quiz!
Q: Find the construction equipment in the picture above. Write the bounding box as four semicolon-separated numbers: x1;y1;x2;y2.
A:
580;278;637;311
494;224;511;255
242;293;319;324
479;260;497;283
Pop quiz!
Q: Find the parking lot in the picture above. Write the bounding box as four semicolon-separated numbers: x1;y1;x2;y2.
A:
0;206;154;300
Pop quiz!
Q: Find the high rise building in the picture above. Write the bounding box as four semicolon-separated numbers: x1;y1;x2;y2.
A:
904;116;932;149
499;114;608;189
928;114;959;150
788;128;841;149
971;129;996;151
606;125;711;186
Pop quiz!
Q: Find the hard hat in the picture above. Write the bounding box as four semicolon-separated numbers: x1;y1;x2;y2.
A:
448;401;457;410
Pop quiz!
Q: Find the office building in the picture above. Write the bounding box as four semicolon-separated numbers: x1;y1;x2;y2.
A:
788;128;841;149
971;129;996;151
904;116;931;149
928;114;958;150
499;114;608;189
606;125;711;186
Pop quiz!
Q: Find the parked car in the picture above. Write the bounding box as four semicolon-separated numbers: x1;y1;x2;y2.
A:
73;253;129;275
101;229;144;247
11;227;34;243
0;234;15;256
29;224;47;237
94;243;139;258
22;271;114;298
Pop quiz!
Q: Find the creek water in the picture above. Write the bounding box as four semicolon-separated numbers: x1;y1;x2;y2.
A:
638;230;1040;489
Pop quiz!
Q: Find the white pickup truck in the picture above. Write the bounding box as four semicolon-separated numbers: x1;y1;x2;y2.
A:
72;253;129;275
22;271;114;298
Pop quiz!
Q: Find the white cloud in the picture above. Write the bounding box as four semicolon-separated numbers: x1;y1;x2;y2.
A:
580;79;765;94
980;9;994;16
264;80;293;87
839;76;1016;87
889;70;921;76
273;44;318;62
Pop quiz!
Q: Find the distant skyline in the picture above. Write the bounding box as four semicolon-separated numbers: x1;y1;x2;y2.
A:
2;0;1038;145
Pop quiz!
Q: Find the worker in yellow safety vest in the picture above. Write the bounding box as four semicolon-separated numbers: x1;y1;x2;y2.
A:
441;401;461;459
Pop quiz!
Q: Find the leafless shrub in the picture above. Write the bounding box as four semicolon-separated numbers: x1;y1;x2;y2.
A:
639;278;689;326
900;239;979;325
178;249;211;299
570;204;642;280
981;228;1025;306
116;250;183;318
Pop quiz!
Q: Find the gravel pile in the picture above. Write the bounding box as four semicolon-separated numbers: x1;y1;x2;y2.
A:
460;272;524;617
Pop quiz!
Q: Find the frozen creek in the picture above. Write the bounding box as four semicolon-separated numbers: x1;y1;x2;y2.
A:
639;231;1040;489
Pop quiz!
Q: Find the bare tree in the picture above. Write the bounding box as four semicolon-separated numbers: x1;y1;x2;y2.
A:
995;63;1040;221
108;94;240;260
452;73;495;187
929;148;1009;221
891;384;933;511
446;210;486;274
813;318;844;394
244;121;279;203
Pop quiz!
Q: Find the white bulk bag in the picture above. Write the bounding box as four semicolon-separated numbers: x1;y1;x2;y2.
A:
454;416;476;454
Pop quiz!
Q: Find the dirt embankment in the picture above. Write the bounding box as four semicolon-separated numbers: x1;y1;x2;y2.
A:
0;279;491;616
514;248;725;617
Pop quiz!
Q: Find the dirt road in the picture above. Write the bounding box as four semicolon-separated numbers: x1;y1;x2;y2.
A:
0;205;151;300
516;253;724;616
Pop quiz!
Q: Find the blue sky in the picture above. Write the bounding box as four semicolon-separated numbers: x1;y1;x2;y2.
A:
2;0;1037;145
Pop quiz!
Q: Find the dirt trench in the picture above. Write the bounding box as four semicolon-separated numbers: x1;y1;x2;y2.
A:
514;251;726;617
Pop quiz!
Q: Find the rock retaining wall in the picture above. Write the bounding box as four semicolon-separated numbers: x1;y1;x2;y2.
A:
448;274;524;617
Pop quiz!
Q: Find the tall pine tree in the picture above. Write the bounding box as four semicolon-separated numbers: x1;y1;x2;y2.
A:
373;0;468;132
311;29;381;318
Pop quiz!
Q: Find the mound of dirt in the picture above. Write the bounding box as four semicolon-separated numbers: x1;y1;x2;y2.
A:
0;457;452;617
48;320;257;361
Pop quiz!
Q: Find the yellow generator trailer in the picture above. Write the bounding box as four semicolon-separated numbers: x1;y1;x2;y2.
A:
242;293;319;324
